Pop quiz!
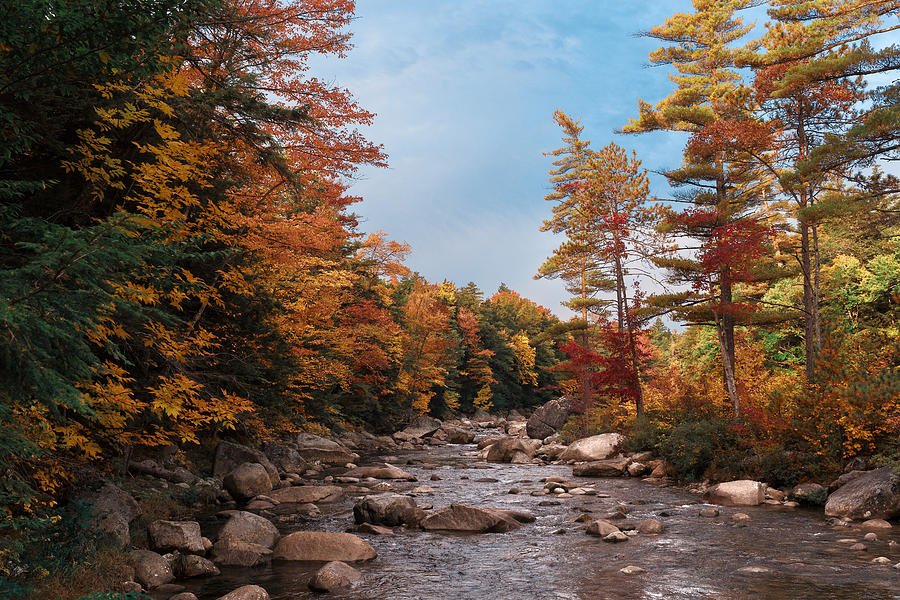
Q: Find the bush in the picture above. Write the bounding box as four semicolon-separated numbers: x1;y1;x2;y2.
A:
648;418;748;481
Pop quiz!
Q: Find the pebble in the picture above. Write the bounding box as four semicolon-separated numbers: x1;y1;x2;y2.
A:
872;556;892;564
863;532;878;541
619;565;645;575
699;507;720;518
603;531;629;543
430;474;441;481
539;500;561;506
476;477;499;483
558;493;573;498
508;488;521;494
850;543;868;551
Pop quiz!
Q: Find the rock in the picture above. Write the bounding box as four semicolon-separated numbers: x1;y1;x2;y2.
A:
864;532;879;541
505;421;527;436
442;426;476;444
627;462;650;477
559;433;625;462
308;560;363;592
509;451;532;464
214;441;279;487
218;511;279;549
270;485;343;504
262;442;307;475
791;482;827;505
704;480;766;506
539;444;568;460
735;566;772;574
223;463;273;503
295;433;359;465
85;483;142;546
216;585;269;600
824;467;900;520
765;488;785;502
343;464;417;480
412;485;435;495
420;504;523;533
170;594;199;600
637;519;664;534
829;470;866;492
176;554;220;578
353;494;422;527
357;523;394;536
649;461;675;478
732;513;752;525
872;556;892;564
211;539;272;567
477;436;504;449
699;507;720;517
573;457;632;477
394;416;442;441
604;531;629;543
486;437;541;462
845;456;869;472
619;565;645;575
526;397;572;440
156;584;187;595
586;520;621;537
128;459;197;484
850;542;868;551
860;518;892;530
148;520;205;554
129;549;174;590
273;532;377;562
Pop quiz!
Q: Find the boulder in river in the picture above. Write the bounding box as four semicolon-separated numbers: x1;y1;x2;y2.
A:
559;433;624;462
526;397;572;440
211;539;273;567
825;467;900;521
704;480;766;506
176;554;220;578
486;437;542;463
393;416;442;441
420;504;523;533
442;426;476;444
353;494;423;527
573;457;632;477
273;532;377;562
148;520;205;554
343;464;417;480
223;462;273;502
295;433;359;465
308;561;363;592
268;485;342;504
586;519;621;537
791;482;828;505
216;585;269;600
262;442;306;475
129;549;174;590
218;511;279;549
214;441;280;487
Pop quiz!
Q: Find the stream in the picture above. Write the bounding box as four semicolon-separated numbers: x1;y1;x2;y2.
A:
181;434;900;600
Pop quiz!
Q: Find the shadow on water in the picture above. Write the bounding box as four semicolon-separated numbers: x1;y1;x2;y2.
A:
180;438;900;600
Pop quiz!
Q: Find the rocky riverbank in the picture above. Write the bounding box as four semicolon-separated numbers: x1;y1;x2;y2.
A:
79;404;900;600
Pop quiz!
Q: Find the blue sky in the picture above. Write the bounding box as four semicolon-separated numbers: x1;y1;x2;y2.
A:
308;1;729;317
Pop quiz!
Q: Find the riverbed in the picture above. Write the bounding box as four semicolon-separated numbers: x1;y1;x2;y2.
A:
182;435;900;600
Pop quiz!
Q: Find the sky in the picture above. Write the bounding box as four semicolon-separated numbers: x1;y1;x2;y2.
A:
306;1;731;317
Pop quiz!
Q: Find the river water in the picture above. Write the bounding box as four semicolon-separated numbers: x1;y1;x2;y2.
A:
183;435;900;600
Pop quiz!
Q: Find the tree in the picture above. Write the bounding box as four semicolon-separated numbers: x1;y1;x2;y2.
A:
622;0;763;416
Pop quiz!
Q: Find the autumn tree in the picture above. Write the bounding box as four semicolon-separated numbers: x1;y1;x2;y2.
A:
623;0;765;416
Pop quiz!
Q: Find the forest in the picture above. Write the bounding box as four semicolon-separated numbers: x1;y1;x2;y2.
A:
1;0;899;598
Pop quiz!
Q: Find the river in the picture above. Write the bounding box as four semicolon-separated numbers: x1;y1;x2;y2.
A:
182;433;900;600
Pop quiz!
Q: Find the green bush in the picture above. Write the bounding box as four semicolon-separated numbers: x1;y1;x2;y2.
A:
647;418;748;481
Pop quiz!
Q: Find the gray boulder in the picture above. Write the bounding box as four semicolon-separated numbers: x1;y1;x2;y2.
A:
86;483;141;546
211;539;273;567
308;561;363;592
176;554;220;578
262;442;306;475
420;504;522;533
586;519;621;537
825;467;900;520
343;464;417;480
213;441;279;487
791;482;828;505
486;437;541;463
526;397;572;440
704;480;766;506
148;520;205;554
295;433;359;465
273;532;377;562
573;457;632;477
129;549;174;589
267;485;342;504
442;426;476;444
223;463;273;502
353;494;423;527
394;416;442;441
218;511;279;549
559;433;624;462
216;585;269;600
